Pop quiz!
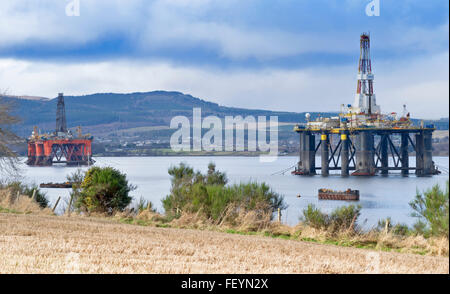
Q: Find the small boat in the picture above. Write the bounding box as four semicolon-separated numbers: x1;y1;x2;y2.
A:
39;182;79;189
318;188;359;201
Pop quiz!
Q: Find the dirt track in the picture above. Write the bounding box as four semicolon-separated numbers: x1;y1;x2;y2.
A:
0;213;448;274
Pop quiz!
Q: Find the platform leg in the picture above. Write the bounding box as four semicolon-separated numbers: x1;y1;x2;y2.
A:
415;133;424;176
380;133;388;175
341;132;349;177
401;133;409;176
353;131;375;176
423;130;434;175
297;132;316;175
321;133;329;176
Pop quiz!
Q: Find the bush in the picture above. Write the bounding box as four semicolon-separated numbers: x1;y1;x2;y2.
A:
329;205;361;231
135;196;156;213
412;220;428;236
392;223;410;236
167;162;228;188
301;204;328;229
1;182;48;208
205;162;227;186
162;163;286;222
377;217;411;236
67;169;84;210
300;204;361;233
75;166;135;214
409;181;449;238
168;162;196;189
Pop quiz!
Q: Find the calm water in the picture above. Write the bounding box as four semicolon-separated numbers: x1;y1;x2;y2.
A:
19;156;449;228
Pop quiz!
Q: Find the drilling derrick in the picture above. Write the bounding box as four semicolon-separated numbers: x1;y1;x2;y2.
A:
56;93;67;133
26;93;94;166
352;33;380;115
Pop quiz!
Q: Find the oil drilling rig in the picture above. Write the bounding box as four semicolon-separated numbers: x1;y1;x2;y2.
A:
26;93;94;166
293;33;439;177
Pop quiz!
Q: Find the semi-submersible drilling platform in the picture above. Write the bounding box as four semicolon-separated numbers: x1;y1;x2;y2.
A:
26;93;94;166
293;33;439;177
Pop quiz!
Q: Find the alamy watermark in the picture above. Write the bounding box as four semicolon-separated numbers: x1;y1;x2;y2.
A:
64;252;81;273
365;0;380;17
66;0;378;18
66;0;80;17
364;251;380;273
169;108;279;162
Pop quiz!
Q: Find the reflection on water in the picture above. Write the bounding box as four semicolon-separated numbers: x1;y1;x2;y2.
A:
19;156;449;228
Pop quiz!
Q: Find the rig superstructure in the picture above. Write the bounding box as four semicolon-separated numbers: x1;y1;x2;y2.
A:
26;93;94;166
293;33;439;177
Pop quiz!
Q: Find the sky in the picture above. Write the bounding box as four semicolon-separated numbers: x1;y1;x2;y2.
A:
0;0;448;119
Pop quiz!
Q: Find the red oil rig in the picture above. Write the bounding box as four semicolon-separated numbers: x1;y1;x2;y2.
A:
26;93;94;166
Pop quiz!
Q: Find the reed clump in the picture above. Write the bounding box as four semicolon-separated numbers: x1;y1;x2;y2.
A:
162;162;287;226
0;188;52;215
0;182;48;208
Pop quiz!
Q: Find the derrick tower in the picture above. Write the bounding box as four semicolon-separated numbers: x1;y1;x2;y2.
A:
56;93;67;133
352;33;380;114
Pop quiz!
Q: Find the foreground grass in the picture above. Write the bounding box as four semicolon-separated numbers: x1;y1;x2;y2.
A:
116;213;447;257
1;187;447;258
0;212;448;274
0;206;21;214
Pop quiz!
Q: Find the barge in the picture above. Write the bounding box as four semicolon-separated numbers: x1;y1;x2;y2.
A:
318;188;359;201
39;182;80;189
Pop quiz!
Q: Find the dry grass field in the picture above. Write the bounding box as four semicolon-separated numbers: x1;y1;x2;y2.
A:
0;212;448;274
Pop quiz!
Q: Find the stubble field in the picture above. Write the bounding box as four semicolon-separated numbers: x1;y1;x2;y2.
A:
0;213;448;274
